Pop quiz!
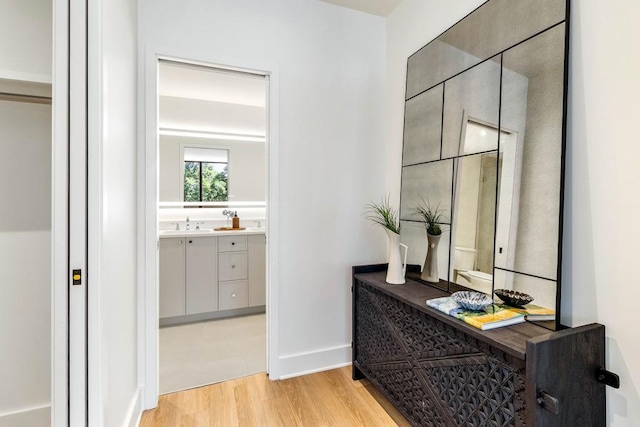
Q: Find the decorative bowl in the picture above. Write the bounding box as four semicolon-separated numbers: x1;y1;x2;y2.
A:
494;289;534;307
451;291;493;311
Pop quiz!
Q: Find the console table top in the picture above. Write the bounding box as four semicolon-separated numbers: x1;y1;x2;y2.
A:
354;271;554;360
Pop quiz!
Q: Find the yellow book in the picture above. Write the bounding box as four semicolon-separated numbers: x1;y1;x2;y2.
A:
499;304;555;321
455;305;525;330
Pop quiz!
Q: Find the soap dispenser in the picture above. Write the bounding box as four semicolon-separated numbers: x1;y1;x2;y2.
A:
232;211;239;229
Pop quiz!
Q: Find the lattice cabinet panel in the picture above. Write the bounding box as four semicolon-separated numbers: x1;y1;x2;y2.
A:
352;270;606;427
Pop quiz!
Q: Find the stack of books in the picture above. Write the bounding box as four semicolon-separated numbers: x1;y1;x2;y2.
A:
426;297;525;330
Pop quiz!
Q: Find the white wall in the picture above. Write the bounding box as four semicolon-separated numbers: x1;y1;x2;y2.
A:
140;0;387;378
92;0;140;425
159;96;265;136
0;101;51;427
0;1;52;425
389;1;640;426
564;1;640;425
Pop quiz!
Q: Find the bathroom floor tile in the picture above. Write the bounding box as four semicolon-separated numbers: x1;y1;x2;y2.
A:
159;314;266;394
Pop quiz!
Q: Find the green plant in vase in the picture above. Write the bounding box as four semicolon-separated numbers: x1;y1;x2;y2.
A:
364;194;407;284
414;197;446;236
413;197;447;283
364;194;401;234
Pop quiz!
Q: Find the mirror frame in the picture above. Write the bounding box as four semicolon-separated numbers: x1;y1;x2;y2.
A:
399;0;570;329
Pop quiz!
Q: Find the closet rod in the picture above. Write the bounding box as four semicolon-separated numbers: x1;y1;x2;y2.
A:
0;92;52;105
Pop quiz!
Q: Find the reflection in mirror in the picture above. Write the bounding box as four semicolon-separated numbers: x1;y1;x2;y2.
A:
159;136;266;204
406;0;566;98
442;57;501;158
450;151;497;295
183;147;229;202
493;269;557;316
400;160;453;222
495;24;565;281
403;84;443;166
158;60;267;207
401;220;450;289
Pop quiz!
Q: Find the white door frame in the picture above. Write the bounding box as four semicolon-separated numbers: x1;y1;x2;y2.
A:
138;45;280;409
51;0;70;424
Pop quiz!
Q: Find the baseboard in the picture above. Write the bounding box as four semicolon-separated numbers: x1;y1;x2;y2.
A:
159;306;265;327
0;404;50;427
124;386;142;427
277;344;352;379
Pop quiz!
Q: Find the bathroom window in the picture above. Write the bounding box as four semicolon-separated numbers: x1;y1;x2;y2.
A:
183;147;228;202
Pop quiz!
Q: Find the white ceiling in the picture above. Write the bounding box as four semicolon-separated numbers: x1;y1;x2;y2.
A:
318;0;402;17
158;61;266;107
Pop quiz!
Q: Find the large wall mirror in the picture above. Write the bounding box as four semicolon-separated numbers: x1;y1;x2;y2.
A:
157;60;267;208
399;0;569;329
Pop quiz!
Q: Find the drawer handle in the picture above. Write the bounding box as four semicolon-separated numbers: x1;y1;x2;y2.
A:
232;242;235;245
231;293;237;298
232;265;235;268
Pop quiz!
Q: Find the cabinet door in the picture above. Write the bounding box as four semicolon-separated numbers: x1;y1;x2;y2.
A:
248;234;266;306
159;238;186;318
526;323;606;426
186;237;218;315
219;252;248;281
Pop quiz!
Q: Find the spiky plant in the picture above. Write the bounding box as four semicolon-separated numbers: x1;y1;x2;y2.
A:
364;194;401;235
414;196;447;235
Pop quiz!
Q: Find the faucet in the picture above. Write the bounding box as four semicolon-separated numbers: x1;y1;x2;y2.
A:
252;220;263;228
185;216;190;231
222;209;234;226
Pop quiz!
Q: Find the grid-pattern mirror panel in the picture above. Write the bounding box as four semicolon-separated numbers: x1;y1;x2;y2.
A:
399;0;568;329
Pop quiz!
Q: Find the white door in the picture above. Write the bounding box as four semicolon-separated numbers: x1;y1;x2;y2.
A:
69;0;88;423
52;0;88;425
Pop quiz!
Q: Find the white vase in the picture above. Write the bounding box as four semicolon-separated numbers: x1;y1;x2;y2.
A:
421;233;441;283
385;228;408;284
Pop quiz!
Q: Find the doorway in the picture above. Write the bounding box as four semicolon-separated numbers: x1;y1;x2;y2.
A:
150;57;272;396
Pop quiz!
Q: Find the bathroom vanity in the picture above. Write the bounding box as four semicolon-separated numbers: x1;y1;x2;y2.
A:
159;229;266;325
352;266;607;427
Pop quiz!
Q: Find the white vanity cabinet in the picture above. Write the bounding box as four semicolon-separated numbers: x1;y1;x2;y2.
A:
159;238;186;318
185;237;218;314
159;231;266;324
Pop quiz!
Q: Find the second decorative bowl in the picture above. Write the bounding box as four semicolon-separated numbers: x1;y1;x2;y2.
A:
494;289;534;307
451;291;493;311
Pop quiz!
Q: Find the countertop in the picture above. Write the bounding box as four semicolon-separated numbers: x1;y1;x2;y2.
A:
158;228;266;238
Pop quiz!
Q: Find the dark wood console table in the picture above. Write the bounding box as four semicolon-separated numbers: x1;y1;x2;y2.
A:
352;265;606;426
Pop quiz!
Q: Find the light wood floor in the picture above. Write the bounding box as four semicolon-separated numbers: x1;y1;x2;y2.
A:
140;366;411;427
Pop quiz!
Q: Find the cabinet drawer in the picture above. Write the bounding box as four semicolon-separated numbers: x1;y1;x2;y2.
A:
218;235;247;252
219;281;249;310
219;252;248;281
